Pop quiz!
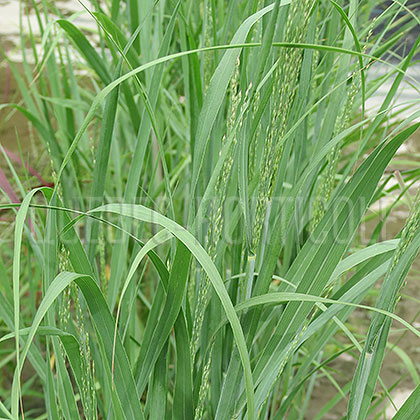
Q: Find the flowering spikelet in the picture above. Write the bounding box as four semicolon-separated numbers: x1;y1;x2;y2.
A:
57;244;96;418
251;0;312;253
390;188;420;273
191;58;242;358
192;60;251;420
310;71;360;232
203;0;214;90
194;343;214;420
58;245;71;330
386;188;420;309
187;258;198;309
98;223;107;293
73;283;97;420
367;187;420;354
249;89;261;180
260;322;309;410
311;24;374;231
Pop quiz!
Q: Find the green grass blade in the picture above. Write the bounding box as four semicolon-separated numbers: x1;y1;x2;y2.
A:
392;382;420;420
190;3;274;205
57;20;111;84
90;203;255;419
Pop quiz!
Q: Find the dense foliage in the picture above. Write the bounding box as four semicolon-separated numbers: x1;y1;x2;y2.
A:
1;0;420;418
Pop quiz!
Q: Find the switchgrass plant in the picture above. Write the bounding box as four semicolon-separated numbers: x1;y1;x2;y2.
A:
1;0;420;419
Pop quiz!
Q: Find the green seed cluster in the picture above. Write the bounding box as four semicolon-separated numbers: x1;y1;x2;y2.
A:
391;189;420;273
57;243;96;418
252;0;312;254
249;89;261;180
73;284;97;420
58;245;72;329
194;343;214;420
98;223;107;293
192;60;249;419
367;188;420;355
203;0;214;91
261;322;309;410
310;72;360;232
191;58;242;359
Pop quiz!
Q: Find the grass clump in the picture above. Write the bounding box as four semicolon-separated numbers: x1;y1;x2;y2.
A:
1;0;420;419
